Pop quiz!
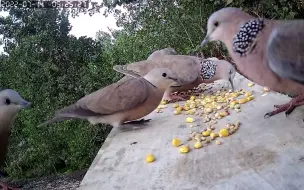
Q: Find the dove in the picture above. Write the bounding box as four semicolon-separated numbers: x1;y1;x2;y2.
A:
113;55;236;102
201;7;304;119
0;89;31;190
116;48;178;84
147;47;178;60
38;68;182;128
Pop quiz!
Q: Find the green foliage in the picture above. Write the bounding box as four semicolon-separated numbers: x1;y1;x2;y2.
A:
0;0;304;180
0;8;113;178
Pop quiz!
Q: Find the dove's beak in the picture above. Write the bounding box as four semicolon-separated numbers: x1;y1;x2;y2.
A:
20;100;32;108
201;35;210;47
169;77;183;87
229;77;235;92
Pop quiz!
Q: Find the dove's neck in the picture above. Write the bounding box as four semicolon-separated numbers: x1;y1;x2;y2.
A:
199;59;218;81
0;106;19;132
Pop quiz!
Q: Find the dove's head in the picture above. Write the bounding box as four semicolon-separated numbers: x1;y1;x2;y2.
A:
144;68;182;90
0;89;32;116
201;7;253;47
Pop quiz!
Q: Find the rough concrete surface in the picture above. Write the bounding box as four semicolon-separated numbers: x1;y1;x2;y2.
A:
78;73;304;190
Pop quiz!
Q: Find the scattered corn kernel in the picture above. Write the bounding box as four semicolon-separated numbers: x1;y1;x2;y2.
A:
205;108;213;113
186;117;195;123
157;105;167;109
216;140;222;145
219;128;229;137
248;82;254;87
219;111;229;117
234;104;240;109
174;110;181;115
194;141;204;149
235;108;241;113
160;100;168;105
146;154;156;163
216;105;222;110
179;145;190;153
173;103;180;108
247;95;255;101
172;138;182;147
155;108;162;113
190;96;196;100
245;92;252;97
202;129;211;137
263;87;270;92
238;98;247;104
210;132;219;139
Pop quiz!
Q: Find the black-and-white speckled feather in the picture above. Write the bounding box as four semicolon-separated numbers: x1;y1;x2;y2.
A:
233;19;264;57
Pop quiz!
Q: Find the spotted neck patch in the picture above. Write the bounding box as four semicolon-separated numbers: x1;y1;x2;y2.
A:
200;59;217;80
232;19;265;57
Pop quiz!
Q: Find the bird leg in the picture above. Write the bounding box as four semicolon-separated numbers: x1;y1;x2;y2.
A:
124;119;151;125
264;95;304;118
0;182;21;190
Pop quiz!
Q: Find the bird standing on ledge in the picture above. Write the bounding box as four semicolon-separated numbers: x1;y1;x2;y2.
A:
201;7;304;119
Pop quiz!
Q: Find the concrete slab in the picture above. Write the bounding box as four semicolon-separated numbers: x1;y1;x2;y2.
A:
78;73;304;190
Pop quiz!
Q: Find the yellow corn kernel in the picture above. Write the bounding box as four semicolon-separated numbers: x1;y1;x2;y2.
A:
160;100;168;105
216;140;222;145
234;104;240;109
238;98;247;104
232;92;239;98
174;110;181;115
219;128;229;137
245;92;252;97
146;154;156;163
179;145;190;153
210;132;219;139
248;82;254;87
172;138;182;147
157;105;167;109
190;96;196;100
219;111;229;117
183;106;190;111
194;141;203;149
202;129;211;137
155;108;162;113
235;108;241;113
173;103;179;108
205;107;213;113
247;95;255;101
263;87;270;92
216;105;222;110
186;117;195;123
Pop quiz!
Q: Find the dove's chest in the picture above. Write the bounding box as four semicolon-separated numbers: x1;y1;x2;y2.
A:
229;19;284;88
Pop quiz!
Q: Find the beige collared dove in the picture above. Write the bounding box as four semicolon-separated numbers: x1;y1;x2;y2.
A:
114;55;236;102
0;89;32;190
147;48;178;60
201;7;304;119
38;68;182;128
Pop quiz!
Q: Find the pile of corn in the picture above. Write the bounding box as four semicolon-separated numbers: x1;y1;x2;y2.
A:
145;83;270;161
167;88;255;118
172;121;241;153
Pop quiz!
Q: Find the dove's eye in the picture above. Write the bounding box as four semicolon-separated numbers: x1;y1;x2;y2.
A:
5;98;11;105
162;73;167;77
214;21;219;27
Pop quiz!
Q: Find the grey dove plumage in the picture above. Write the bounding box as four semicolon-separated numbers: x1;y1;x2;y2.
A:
0;89;31;190
201;7;304;119
147;47;178;60
116;48;178;84
38;68;182;128
114;54;236;101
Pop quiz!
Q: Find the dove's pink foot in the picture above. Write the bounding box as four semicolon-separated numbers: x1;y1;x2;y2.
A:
264;95;304;118
0;182;21;190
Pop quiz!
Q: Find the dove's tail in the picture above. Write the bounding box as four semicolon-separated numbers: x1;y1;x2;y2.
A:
113;65;142;78
37;116;73;128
